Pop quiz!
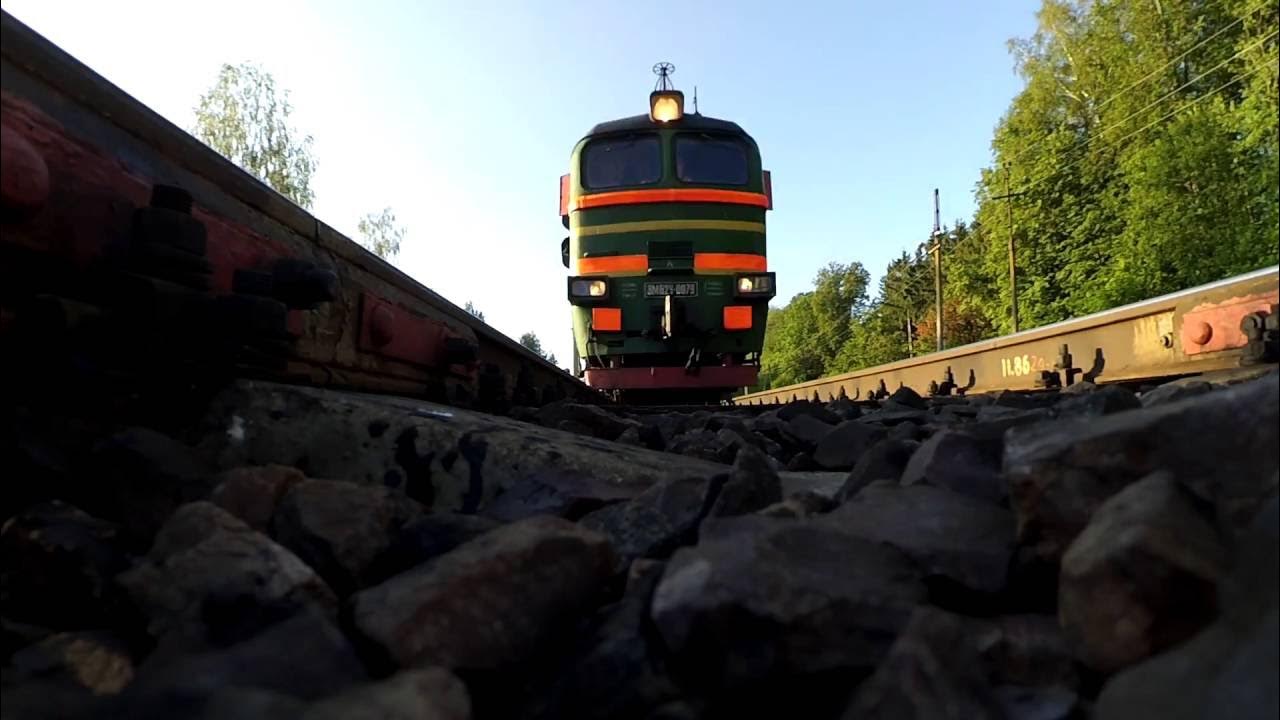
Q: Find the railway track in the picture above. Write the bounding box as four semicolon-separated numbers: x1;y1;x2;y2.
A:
735;266;1279;406
0;10;599;426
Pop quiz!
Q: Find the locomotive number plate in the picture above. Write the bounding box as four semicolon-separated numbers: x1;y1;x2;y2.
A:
644;282;698;297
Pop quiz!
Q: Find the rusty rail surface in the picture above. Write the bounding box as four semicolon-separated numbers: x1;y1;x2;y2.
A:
0;10;598;417
735;266;1280;405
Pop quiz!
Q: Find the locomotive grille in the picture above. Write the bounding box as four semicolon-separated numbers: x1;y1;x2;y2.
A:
648;240;694;272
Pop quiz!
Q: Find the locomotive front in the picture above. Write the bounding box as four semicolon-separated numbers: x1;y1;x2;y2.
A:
559;64;775;400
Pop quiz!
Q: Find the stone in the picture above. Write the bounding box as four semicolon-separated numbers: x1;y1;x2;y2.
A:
900;429;1006;504
1060;473;1228;673
116;502;335;649
826;397;862;421
1094;493;1278;720
209;464;305;531
271;479;423;596
481;470;618;523
1054;384;1141;418
824;483;1016;594
993;685;1080;720
779;471;848;500
975;614;1077;689
811;420;888;470
301;667;471;720
1140;380;1213;407
840;606;1006;720
365;513;500;586
784;452;818;471
1;501;129;629
579;475;723;566
7;630;135;696
651;515;926;690
707;445;782;517
887;385;928;410
614;425;664;452
519;560;680;720
535;401;631;441
780;413;835;449
757;491;837;519
122;604;366;706
857;405;930;425
194;379;725;514
666;429;728;464
1005;371;1278;565
77;427;214;543
887;420;924;441
776;401;840;425
351;516;616;670
836;438;920;502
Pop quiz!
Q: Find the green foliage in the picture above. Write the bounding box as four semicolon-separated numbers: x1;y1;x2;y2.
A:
357;207;405;260
758;0;1277;390
464;301;485;322
193;62;316;208
519;332;544;356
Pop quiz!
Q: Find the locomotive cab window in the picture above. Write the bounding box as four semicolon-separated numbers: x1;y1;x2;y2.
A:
582;134;662;190
675;135;749;185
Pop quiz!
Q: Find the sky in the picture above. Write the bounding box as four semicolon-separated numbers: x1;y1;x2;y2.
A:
3;0;1040;367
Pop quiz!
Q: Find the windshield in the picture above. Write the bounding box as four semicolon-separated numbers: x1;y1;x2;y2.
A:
675;135;749;185
582;135;662;190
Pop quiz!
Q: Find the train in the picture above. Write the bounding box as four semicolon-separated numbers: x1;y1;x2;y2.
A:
559;63;775;402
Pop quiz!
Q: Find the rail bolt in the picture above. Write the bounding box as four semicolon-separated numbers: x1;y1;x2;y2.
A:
1185;320;1214;346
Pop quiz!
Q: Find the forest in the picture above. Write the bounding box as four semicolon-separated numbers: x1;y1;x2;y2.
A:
758;0;1279;390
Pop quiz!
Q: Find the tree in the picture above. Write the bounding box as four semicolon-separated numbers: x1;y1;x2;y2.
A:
518;332;544;356
464;302;485;322
193;62;317;208
357;207;405;260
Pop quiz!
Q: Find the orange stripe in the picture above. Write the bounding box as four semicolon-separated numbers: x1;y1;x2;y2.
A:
694;253;768;272
576;254;648;274
723;305;753;330
572;188;770;211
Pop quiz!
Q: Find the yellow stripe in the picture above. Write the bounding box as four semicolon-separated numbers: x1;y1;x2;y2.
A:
573;219;766;238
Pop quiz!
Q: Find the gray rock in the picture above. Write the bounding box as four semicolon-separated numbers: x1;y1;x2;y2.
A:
824;483;1016;594
707;446;782;518
271;479;423;596
840;605;1006;720
7;630;135;696
194;379;724;514
209;465;305;531
776;401;840;425
1054;384;1140;417
757;491;837;519
779;471;848;500
365;513;500;585
650;515;926;689
351;516;616;670
301;667;471;720
975;614;1077;688
900;429;1006;504
481;470;621;523
812;420;888;470
666;429;727;464
1005;372;1279;566
123;604;366;706
1;501;129;629
837;438;920;502
1095;493;1278;720
79;428;214;543
858;404;930;425
535;401;631;440
780;413;836;449
117;502;336;649
1060;472;1227;673
1140;380;1213;407
579;475;723;566
519;560;679;720
993;685;1080;720
784;451;819;471
826;397;862;420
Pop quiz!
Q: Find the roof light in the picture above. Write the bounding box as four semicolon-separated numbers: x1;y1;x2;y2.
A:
650;91;684;122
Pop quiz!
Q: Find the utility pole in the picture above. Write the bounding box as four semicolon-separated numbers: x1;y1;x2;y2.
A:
928;188;944;352
992;164;1026;333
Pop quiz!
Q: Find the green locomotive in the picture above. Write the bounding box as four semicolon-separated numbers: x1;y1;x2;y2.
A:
559;63;776;400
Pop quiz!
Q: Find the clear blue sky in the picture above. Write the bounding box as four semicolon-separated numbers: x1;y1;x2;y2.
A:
4;0;1039;366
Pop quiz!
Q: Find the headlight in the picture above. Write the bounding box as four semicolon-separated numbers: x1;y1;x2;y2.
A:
736;274;774;295
570;279;608;297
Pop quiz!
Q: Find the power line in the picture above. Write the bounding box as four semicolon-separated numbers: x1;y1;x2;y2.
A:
1004;0;1274;168
1020;53;1276;194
